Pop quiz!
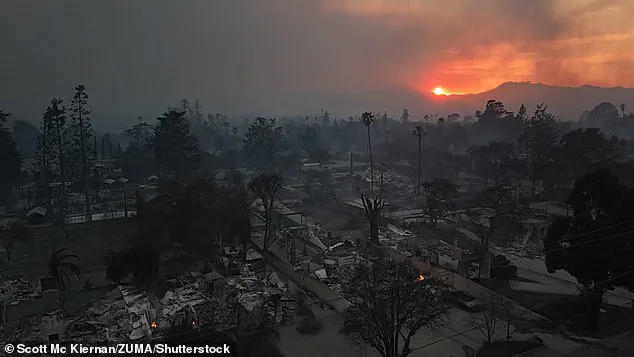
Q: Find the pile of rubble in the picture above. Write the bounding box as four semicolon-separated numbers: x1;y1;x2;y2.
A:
224;267;296;326
0;278;37;302
4;252;306;344
67;276;213;343
66;287;130;342
0;279;46;343
65;285;160;343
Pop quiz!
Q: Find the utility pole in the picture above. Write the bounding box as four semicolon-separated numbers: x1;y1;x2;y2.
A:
378;162;386;227
123;185;128;218
379;162;385;202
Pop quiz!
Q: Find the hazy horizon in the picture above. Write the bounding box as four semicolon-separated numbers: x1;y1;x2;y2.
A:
2;0;634;130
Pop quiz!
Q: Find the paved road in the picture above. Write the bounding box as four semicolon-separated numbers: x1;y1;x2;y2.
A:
493;248;634;308
278;304;586;357
278;307;484;357
278;311;370;357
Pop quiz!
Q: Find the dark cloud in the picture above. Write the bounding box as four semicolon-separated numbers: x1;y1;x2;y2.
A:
0;0;627;129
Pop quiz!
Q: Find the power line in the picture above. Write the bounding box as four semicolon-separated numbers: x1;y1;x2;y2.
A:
545;217;634;247
265;230;634;352
155;208;634;346
501;229;634;264
145;221;634;345
262;222;634;318
407;266;634;354
157;264;634;351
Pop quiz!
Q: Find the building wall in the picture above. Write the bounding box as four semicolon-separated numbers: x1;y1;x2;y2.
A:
40;311;65;341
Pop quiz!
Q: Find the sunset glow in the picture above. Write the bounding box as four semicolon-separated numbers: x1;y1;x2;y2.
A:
432;87;448;96
3;0;634;124
335;0;634;93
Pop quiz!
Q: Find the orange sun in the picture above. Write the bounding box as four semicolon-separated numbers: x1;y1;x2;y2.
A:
432;87;447;95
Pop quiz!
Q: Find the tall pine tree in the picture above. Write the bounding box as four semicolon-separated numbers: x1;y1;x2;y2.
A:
69;85;93;217
35;108;58;208
48;99;69;216
152;109;200;176
0;110;22;206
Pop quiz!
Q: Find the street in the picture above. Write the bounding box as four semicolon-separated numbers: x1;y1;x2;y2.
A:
277;306;585;357
493;249;634;308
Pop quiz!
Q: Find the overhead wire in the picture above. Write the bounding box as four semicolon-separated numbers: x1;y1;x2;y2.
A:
152;219;634;346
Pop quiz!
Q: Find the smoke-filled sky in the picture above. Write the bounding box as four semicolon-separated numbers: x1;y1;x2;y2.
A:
1;0;634;129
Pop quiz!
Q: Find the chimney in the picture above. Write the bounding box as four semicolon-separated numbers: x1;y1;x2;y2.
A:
479;252;492;279
40;277;60;311
457;261;467;276
41;290;60;312
135;188;144;214
304;260;311;276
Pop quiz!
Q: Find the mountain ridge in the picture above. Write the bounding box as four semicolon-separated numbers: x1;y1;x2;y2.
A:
20;82;634;131
291;82;634;121
449;82;634;120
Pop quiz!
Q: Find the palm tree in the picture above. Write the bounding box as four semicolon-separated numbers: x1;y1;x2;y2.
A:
411;125;426;194
360;112;375;193
49;248;81;299
358;112;384;246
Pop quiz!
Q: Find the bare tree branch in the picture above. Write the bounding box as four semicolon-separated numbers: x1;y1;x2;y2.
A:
341;259;448;357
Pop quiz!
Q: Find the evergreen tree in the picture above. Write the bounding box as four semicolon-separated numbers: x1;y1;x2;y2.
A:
124;116;154;148
0;111;22;205
48;99;69;215
401;108;410;123
69;85;94;216
152;109;200;176
243;117;284;171
35;109;57;206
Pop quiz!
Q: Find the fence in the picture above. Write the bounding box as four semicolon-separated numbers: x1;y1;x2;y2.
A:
65;210;137;225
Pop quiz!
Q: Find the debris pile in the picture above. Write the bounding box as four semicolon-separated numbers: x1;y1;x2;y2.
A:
223;269;296;326
0;278;37;302
65;286;137;342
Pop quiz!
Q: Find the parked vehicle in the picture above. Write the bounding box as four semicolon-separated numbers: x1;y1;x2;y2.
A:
444;289;485;311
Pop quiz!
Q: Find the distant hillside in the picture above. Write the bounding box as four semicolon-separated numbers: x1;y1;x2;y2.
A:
278;82;634;121
449;82;634;121
24;82;634;131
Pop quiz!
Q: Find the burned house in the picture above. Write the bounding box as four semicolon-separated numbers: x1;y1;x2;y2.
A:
1;277;64;342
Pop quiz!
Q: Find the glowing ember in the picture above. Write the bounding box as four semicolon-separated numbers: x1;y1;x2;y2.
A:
418;274;425;282
150;321;157;328
192;320;196;325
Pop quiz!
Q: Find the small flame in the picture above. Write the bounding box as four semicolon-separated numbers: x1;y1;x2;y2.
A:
192;320;196;326
150;321;157;329
418;274;425;282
